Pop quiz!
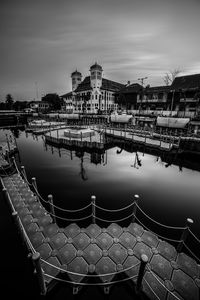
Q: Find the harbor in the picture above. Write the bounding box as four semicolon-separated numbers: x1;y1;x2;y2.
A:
0;124;200;299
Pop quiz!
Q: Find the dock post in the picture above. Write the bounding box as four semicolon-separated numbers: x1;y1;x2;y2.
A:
32;177;37;190
12;211;28;249
177;218;194;253
48;194;56;223
12;156;19;173
91;195;96;224
132;194;140;223
5;133;11;153
32;252;47;295
136;254;148;293
2;187;15;213
57;129;59;139
21;165;27;181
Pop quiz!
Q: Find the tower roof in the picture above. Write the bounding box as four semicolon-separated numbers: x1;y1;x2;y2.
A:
90;62;103;71
71;70;82;77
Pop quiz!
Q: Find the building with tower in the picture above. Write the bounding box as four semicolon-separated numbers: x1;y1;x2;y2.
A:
71;70;82;91
61;62;125;114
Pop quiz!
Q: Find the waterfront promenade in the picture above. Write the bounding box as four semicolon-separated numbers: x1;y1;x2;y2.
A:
0;151;200;299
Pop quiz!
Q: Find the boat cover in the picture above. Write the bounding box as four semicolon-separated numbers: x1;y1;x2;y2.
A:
157;117;190;128
110;114;133;123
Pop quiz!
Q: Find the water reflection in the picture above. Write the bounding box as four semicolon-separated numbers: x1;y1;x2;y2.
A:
2;129;200;236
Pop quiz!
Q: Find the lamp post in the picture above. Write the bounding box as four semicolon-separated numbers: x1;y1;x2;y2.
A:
170;89;175;116
138;77;148;115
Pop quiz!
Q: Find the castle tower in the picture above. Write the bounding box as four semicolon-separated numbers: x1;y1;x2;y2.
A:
90;62;103;89
71;70;82;91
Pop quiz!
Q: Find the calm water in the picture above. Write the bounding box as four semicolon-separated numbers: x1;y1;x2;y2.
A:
1;128;200;299
15;130;200;232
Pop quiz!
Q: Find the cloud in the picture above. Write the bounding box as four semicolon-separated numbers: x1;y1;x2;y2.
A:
1;0;200;100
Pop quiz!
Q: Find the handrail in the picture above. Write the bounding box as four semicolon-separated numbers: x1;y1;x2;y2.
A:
146;266;182;300
32;184;92;213
41;258;140;278
94;202;134;212
188;228;200;245
49;211;93;222
183;242;200;263
135;203;186;231
95;212;134;223
133;215;182;243
43;272;138;286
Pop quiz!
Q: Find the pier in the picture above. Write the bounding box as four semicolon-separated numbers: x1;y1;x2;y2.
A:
0;151;200;299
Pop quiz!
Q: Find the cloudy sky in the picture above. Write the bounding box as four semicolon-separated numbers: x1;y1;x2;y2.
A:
1;0;200;101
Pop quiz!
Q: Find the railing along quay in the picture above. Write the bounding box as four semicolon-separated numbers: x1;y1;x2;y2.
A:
0;151;199;299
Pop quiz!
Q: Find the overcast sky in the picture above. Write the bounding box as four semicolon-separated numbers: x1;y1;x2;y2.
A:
1;0;200;101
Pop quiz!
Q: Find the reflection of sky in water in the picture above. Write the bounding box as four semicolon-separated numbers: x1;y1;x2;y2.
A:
6;130;200;235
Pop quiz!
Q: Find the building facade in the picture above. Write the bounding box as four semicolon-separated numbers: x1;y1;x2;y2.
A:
115;74;200;118
61;63;125;114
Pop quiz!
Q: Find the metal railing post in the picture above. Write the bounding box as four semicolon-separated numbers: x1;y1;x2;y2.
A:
12;211;28;249
12;156;19;172
21;165;27;180
5;133;11;153
136;254;148;293
2;187;15;213
48;194;56;223
177;218;194;252
91;195;96;224
132;194;140;223
32;252;47;295
32;177;37;191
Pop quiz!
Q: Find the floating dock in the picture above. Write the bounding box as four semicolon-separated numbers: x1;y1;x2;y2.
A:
1;159;200;299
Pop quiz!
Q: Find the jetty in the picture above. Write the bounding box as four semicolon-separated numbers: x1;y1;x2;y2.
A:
0;149;200;299
45;126;105;151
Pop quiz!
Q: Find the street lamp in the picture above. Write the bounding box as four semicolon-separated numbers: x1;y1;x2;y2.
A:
137;77;148;115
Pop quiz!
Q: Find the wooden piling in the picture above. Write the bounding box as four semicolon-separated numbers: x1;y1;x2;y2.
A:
48;194;56;223
177;218;194;252
132;194;140;223
91;195;96;224
136;254;148;293
32;252;47;295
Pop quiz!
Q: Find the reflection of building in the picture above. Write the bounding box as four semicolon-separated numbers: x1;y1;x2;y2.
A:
90;152;103;165
61;63;125;114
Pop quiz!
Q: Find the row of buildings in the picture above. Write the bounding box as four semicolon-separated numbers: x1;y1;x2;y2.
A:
61;63;200;118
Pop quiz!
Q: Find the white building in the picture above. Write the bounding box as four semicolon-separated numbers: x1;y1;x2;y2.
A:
61;63;125;114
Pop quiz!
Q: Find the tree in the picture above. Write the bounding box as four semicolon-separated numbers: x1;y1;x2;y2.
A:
5;94;14;110
163;69;182;86
13;101;28;111
41;93;63;110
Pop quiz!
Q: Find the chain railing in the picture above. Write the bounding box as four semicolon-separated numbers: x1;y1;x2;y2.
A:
146;266;183;300
6;158;200;256
1;151;200;298
5;157;200;263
